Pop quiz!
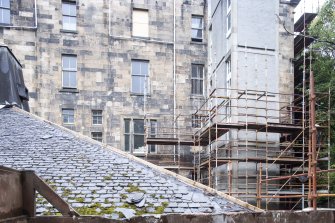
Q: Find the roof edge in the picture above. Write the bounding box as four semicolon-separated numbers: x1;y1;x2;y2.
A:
10;107;264;213
0;44;23;68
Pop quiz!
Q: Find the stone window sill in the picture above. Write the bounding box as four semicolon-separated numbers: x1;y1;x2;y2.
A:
60;29;78;34
59;88;79;93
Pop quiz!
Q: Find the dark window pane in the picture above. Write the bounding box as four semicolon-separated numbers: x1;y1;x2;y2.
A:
195;30;202;39
134;119;144;133
227;13;231;31
150;120;157;137
124;119;130;133
124;135;130;151
149;145;156;153
199;80;203;94
191;65;197;77
198;65;203;77
62;109;74;124
134;135;144;150
92;110;102;125
92;132;103;142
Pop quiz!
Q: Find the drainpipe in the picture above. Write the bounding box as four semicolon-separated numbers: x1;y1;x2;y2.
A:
173;0;176;163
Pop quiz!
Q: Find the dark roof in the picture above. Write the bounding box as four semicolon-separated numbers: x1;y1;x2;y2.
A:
0;45;29;111
0;108;260;219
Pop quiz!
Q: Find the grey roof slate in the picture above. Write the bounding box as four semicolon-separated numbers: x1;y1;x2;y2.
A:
0;108;258;219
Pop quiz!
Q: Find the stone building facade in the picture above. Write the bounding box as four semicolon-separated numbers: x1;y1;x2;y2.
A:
0;0;207;172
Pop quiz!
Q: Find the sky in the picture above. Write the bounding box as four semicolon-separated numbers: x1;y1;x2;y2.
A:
294;0;327;21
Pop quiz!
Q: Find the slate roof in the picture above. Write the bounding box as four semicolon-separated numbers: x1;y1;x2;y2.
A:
0;107;260;219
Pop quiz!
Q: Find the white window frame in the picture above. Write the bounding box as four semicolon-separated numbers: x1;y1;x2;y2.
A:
132;8;149;38
226;0;232;37
147;120;157;153
62;54;77;89
226;58;231;97
92;110;103;125
191;15;203;42
62;1;77;31
191;64;204;95
227;0;231;14
124;118;157;153
62;109;74;124
131;60;150;95
225;57;232;123
0;0;10;24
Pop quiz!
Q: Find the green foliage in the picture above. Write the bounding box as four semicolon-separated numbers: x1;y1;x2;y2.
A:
308;0;335;199
153;201;169;214
150;193;156;198
126;183;146;193
103;174;113;181
120;194;128;199
62;188;72;197
309;0;335;53
75;197;85;203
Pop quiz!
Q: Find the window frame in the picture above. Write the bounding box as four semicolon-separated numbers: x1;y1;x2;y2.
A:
62;108;75;125
123;118;157;153
227;0;231;14
132;8;149;38
226;0;232;37
226;58;231;97
191;15;203;42
191;64;204;96
62;1;77;31
91;132;103;142
192;114;202;128
131;60;150;95
0;0;10;25
62;54;77;89
92;110;103;125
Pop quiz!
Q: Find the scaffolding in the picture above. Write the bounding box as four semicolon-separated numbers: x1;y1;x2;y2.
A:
145;83;332;210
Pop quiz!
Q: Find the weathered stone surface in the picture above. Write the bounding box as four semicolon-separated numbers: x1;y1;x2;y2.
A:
0;0;207;172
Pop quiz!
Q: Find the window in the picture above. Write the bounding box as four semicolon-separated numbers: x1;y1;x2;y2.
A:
227;0;231;13
226;0;231;36
226;58;231;97
131;60;149;94
62;109;74;124
191;15;203;42
132;9;149;37
0;0;10;24
62;1;76;31
124;119;156;153
226;12;231;35
226;58;232;123
92;132;103;142
191;64;204;95
192;114;201;128
62;55;77;88
148;120;157;153
92;110;102;125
